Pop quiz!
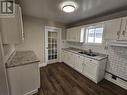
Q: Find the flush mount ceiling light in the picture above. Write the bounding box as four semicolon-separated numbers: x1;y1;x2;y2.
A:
60;1;78;13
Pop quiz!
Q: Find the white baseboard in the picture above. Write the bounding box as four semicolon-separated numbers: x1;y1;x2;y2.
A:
24;89;38;95
39;63;47;68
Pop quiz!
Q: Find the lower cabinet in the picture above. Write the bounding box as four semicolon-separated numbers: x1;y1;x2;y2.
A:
74;55;84;73
7;63;40;95
61;50;107;83
61;50;76;68
82;58;98;81
82;57;107;83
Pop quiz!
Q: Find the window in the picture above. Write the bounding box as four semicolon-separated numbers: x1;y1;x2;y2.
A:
85;25;104;44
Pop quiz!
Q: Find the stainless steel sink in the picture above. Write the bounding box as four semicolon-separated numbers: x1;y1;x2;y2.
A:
78;51;98;57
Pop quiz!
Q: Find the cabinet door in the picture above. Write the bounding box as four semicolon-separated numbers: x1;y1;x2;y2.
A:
67;52;75;68
63;51;68;64
0;5;24;44
64;51;71;66
71;53;77;68
119;17;127;40
104;18;122;40
75;27;81;41
67;28;74;41
67;29;71;41
83;58;98;80
74;55;84;73
71;27;78;41
7;63;40;95
66;26;84;42
61;50;65;62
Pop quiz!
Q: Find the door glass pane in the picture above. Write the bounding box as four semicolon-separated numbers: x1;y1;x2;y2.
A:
48;32;51;37
48;31;57;60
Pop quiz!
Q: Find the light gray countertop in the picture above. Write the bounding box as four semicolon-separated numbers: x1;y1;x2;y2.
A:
62;48;108;61
6;51;40;68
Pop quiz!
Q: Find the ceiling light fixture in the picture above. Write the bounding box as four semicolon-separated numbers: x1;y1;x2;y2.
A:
60;1;78;13
63;5;75;13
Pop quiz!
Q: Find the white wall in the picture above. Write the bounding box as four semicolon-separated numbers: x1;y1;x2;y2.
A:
3;44;15;63
0;31;9;95
16;16;65;65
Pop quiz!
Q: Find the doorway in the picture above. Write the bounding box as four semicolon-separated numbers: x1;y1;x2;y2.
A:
45;26;61;65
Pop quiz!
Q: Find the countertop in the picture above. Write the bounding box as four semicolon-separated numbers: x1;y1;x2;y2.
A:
62;47;108;61
6;51;40;68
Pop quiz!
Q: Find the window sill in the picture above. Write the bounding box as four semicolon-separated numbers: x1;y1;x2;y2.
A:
84;43;103;46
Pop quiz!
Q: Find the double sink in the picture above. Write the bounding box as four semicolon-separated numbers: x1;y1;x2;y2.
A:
78;50;98;57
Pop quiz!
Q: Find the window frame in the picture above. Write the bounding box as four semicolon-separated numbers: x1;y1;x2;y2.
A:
85;23;104;45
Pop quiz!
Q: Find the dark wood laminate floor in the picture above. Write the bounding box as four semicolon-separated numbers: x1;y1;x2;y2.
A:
34;63;127;95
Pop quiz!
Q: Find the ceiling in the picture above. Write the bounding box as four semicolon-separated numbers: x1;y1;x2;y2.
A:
17;0;127;24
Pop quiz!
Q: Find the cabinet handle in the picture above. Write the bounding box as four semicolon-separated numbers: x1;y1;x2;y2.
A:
117;31;120;36
117;31;120;39
122;30;125;35
82;63;85;67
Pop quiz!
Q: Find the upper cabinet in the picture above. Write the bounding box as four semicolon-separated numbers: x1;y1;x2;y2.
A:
66;26;85;43
104;18;122;40
119;17;127;41
0;4;24;44
100;17;127;41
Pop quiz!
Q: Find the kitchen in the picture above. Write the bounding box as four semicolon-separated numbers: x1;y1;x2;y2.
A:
0;0;127;95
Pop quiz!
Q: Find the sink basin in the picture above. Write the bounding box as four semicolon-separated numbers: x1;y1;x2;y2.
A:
78;51;98;57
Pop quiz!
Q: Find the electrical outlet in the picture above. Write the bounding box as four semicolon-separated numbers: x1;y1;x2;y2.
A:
112;75;117;80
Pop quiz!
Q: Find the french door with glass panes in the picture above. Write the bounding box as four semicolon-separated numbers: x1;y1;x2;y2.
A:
45;26;61;64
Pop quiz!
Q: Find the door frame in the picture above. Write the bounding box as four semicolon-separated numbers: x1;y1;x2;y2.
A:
45;26;62;66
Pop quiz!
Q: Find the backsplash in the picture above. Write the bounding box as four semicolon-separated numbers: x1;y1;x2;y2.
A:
65;41;108;54
107;46;127;81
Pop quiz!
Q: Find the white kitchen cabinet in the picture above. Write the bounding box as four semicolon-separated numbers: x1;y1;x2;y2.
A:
61;50;66;62
0;4;24;44
119;17;127;40
61;50;107;83
69;52;77;68
104;18;122;40
61;50;70;66
62;50;76;68
66;29;72;41
66;26;85;43
83;58;98;82
7;63;40;95
82;57;107;83
104;16;127;41
74;55;84;73
66;51;75;68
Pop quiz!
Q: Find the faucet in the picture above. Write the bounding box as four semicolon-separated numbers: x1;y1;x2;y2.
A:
88;49;92;54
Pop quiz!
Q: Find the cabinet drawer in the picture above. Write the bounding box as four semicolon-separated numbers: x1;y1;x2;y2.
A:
85;57;98;65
